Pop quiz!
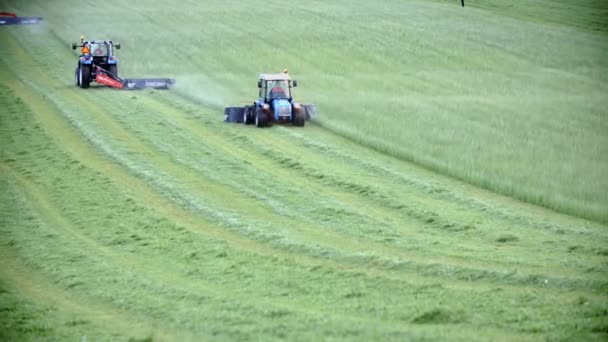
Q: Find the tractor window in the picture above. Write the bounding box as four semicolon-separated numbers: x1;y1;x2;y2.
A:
267;80;289;99
90;43;108;56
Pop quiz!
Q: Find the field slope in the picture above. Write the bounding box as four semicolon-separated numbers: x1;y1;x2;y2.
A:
1;0;607;340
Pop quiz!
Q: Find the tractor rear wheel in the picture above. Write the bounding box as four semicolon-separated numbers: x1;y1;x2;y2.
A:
79;64;91;88
255;108;268;128
293;111;305;127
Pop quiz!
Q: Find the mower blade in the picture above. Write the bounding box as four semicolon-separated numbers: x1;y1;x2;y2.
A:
0;17;43;25
122;78;175;90
224;107;245;123
96;73;124;89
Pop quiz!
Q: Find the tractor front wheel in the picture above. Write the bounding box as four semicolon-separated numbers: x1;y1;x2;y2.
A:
79;64;91;89
255;108;269;128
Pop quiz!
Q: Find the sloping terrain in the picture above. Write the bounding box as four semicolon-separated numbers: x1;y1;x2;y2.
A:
1;0;607;340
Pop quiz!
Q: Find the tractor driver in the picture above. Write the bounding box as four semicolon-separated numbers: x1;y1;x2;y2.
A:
268;81;286;99
93;44;104;56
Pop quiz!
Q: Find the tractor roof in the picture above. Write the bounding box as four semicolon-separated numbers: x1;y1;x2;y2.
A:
86;40;116;44
259;73;290;81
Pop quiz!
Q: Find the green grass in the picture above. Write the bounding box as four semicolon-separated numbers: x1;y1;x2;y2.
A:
1;0;607;340
18;0;602;222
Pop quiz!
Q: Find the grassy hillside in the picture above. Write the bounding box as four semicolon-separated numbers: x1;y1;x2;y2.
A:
4;0;607;221
1;0;607;340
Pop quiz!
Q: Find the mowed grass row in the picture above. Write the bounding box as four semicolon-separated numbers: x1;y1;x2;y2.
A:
2;20;608;341
9;0;607;222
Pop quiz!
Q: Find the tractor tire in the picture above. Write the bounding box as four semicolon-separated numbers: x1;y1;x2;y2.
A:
293;111;305;127
224;107;245;123
107;64;118;77
79;64;91;89
243;106;254;125
303;104;316;120
255;108;269;128
75;67;80;86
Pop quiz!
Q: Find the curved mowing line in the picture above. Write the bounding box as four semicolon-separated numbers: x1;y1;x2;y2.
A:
50;85;559;283
3;164;544;340
140;95;608;281
125;96;548;272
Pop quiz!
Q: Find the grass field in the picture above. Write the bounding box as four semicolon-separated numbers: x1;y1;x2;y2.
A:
1;0;607;340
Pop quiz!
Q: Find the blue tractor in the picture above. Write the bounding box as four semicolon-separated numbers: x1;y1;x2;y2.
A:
72;38;120;88
72;37;175;90
224;72;315;128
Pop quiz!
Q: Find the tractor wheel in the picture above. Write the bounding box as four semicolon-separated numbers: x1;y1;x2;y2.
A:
75;67;80;86
107;64;118;77
255;108;268;128
224;107;245;123
293;111;305;127
79;64;91;88
243;106;253;125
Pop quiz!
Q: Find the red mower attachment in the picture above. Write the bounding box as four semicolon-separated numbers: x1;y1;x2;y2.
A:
0;12;43;25
95;67;125;88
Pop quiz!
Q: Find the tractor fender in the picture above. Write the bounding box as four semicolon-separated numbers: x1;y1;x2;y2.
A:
79;55;93;65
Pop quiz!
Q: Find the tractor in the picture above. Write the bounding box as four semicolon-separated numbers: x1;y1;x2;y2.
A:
72;38;121;88
224;72;315;128
72;37;174;90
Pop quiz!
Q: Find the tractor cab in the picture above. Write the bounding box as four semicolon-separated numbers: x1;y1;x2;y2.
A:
258;73;298;102
73;39;120;66
89;42;108;56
